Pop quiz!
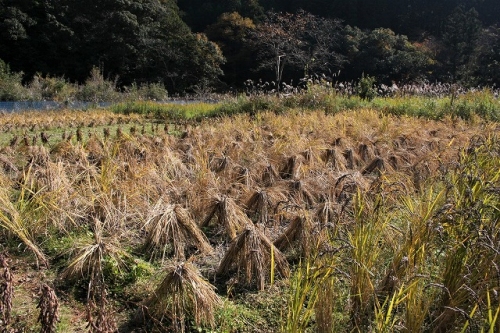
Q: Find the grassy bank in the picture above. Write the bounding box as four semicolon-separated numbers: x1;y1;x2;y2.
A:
110;87;500;122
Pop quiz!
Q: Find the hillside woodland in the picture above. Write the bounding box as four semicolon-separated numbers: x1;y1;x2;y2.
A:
1;0;500;94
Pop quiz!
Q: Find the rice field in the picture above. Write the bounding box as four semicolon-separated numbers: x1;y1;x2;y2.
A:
0;96;499;332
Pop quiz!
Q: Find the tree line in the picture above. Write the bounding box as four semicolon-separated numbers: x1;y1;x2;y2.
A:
1;0;500;96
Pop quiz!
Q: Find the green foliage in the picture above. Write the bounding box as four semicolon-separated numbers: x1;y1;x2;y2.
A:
125;82;168;102
28;74;77;102
357;74;377;100
0;58;27;101
75;67;119;103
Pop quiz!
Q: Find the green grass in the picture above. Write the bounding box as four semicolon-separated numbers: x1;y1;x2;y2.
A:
109;88;500;123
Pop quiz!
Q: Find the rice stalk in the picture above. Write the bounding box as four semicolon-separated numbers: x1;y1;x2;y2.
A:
144;200;213;261
274;214;315;258
37;283;59;333
0;170;48;268
200;195;251;240
283;258;336;333
60;218;127;281
218;224;289;290
145;261;222;333
0;253;13;326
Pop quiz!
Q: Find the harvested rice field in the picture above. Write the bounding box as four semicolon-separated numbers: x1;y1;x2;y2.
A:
0;106;499;332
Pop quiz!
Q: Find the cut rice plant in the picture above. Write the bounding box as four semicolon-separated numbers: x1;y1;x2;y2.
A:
60;218;128;282
37;283;59;333
0;253;13;326
200;195;251;240
143;200;213;261
274;214;316;258
218;224;289;291
144;261;222;333
243;187;288;226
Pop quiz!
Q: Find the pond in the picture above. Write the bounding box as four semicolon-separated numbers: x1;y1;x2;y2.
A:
0;101;111;112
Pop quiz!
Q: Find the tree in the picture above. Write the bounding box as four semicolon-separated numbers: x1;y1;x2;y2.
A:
346;27;433;83
252;11;345;91
0;0;225;93
177;0;265;32
206;12;258;86
470;25;500;86
440;6;482;84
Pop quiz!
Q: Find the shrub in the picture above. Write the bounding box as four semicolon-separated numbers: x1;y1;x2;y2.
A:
75;67;119;103
0;59;27;101
357;74;377;101
28;74;77;102
125;82;168;101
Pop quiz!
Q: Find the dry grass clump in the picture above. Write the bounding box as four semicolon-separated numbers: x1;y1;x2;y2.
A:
217;224;289;290
200;194;251;240
274;214;315;257
144;261;222;333
144;200;213;261
243;187;288;226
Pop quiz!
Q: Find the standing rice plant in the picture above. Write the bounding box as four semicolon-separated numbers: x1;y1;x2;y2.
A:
144;261;222;333
430;135;500;333
347;190;390;329
0;168;48;268
283;258;335;333
217;224;289;290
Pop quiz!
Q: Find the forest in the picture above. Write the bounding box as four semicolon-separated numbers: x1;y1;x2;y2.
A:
1;0;500;95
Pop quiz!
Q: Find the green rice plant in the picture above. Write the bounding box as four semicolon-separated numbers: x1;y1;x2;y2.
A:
429;134;500;332
282;254;336;333
282;260;328;332
347;190;392;329
0;167;48;268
